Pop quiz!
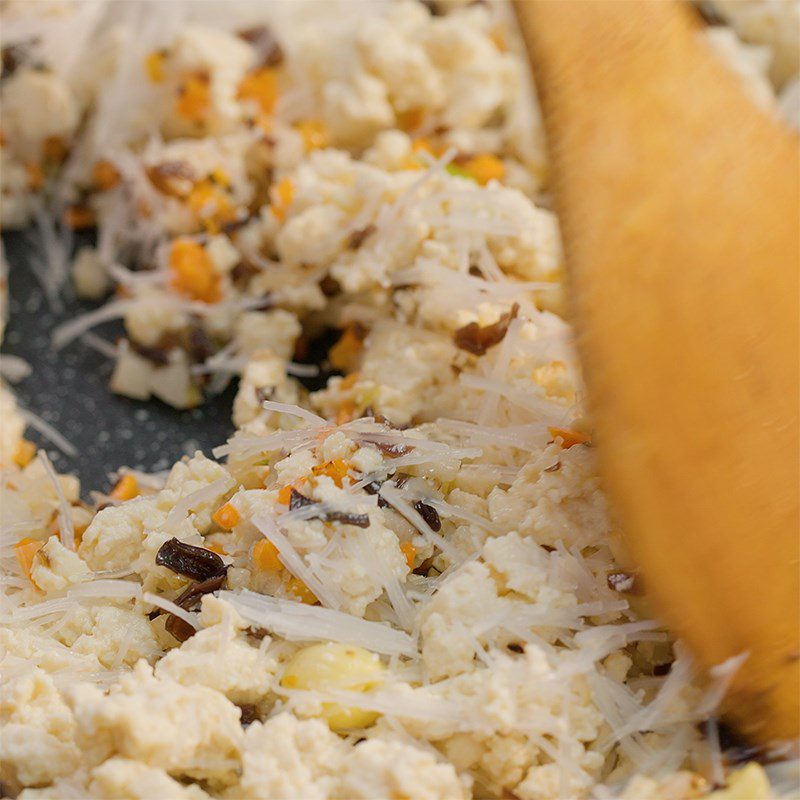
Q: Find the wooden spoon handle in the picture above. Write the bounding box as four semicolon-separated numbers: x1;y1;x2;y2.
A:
515;0;799;741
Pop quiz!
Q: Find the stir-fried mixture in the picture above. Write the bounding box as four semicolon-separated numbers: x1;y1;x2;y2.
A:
1;1;798;798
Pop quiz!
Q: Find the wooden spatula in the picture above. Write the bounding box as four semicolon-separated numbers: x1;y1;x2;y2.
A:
514;0;799;741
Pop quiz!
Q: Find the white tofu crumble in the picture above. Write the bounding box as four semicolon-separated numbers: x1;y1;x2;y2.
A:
1;1;796;799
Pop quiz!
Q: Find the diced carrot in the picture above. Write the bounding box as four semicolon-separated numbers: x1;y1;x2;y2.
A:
329;325;365;372
548;427;591;449
212;502;240;530
186;180;237;234
42;136;68;163
253;539;282;572
270;177;294;221
237;67;278;114
25;163;44;191
400;541;416;570
92;160;121;191
14;538;43;580
336;401;355;426
277;477;304;505
461;154;505;186
287;576;318;604
295;119;329;151
311;459;350;488
110;474;139;501
169;238;221;303
206;542;226;555
340;371;360;391
412;138;435;155
210;167;230;187
144;50;167;83
12;439;36;469
176;72;210;122
277;485;292;505
397;108;425;133
63;205;96;230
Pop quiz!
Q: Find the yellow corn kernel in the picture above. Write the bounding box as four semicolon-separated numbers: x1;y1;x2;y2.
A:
145;50;166;83
252;539;282;572
169;238;220;303
462;154;505;186
93;159;121;191
186;179;237;233
287;577;318;605
280;643;385;731
110;474;139;502
548;426;591;449
400;541;416;570
14;538;43;581
311;459;349;488
212;502;240;530
295;119;329;151
12;439;36;469
270;177;294;221
707;764;770;800
176;72;210;122
237;67;278;114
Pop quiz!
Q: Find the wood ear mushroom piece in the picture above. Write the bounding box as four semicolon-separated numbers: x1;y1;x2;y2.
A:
514;0;799;742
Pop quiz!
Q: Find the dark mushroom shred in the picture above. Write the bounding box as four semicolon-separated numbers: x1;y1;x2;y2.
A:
231;260;263;286
543;461;562;473
319;274;342;297
363;480;390;508
129;339;171;366
346;224;376;250
288;488;370;527
323;509;370;528
694;1;726;26
1;42;30;81
289;488;313;511
152;569;228;642
237;25;284;67
145;161;196;197
454;302;520;356
413;555;437;576
165;613;196;643
155;537;226;582
238;704;260;727
414;500;441;531
713;720;770;766
187;323;214;364
372;440;412;458
172;570;228;609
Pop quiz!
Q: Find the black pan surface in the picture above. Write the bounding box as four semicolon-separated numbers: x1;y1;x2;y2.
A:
1;231;236;496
